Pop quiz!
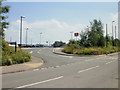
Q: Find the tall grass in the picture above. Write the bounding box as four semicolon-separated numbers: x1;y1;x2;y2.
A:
2;41;31;66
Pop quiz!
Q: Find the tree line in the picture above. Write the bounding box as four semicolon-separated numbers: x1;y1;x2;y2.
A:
69;19;120;48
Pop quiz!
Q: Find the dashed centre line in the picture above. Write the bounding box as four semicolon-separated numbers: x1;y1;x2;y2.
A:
78;66;99;73
16;76;63;88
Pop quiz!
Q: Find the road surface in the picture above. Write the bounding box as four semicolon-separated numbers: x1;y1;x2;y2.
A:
2;48;118;88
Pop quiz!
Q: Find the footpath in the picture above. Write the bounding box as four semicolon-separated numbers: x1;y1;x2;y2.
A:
1;56;43;74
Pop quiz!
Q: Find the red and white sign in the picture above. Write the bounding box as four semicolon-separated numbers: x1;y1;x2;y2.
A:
74;33;79;36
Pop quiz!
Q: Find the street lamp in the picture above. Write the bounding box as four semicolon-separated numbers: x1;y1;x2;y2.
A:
20;16;26;47
112;21;115;46
70;32;73;40
106;24;108;47
112;21;115;39
40;32;42;44
26;27;29;46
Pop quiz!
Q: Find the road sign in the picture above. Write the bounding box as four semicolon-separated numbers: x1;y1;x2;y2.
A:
74;33;79;36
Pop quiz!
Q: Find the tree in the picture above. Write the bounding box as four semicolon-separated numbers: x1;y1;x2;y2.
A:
88;19;105;47
80;31;92;47
0;0;10;38
80;19;105;47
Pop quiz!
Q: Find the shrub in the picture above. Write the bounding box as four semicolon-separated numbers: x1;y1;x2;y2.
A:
62;45;119;55
2;41;31;66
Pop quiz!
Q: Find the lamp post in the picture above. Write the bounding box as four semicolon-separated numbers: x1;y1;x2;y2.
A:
40;32;42;44
20;16;25;47
112;21;115;46
112;21;115;39
106;24;108;48
115;26;117;46
26;27;29;46
70;32;73;40
115;26;117;39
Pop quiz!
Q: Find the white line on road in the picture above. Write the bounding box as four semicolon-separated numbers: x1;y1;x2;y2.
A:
55;66;60;68
78;66;99;73
106;60;115;64
33;69;39;71
16;76;63;88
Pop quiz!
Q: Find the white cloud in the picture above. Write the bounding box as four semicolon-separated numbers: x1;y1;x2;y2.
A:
5;19;86;44
5;12;118;45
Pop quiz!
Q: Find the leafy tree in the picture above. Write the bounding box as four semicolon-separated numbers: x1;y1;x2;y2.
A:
80;31;91;47
89;19;105;47
80;19;105;47
0;0;10;38
69;40;76;45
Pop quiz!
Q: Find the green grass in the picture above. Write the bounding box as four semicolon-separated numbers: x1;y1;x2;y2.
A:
62;45;119;55
1;40;31;66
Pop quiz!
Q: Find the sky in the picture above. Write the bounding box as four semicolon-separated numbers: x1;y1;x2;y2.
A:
3;1;118;45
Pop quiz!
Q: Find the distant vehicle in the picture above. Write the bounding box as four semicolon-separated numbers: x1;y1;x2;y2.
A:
52;41;66;47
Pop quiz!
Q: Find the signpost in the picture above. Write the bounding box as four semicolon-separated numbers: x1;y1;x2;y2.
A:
10;42;17;52
74;33;79;41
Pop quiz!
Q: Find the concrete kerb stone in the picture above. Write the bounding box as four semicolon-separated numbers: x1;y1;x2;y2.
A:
2;56;44;74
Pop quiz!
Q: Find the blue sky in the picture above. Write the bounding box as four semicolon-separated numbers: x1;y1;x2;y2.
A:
4;2;118;44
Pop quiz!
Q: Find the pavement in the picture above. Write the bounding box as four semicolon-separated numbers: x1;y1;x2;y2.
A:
2;48;119;88
1;56;43;74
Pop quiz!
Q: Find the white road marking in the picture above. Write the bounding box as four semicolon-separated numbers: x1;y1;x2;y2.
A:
106;60;115;64
78;66;99;73
56;66;60;68
29;51;33;54
41;68;47;70
16;76;63;88
33;69;39;71
69;56;73;59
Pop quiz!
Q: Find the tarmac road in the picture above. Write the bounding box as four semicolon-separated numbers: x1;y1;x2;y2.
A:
2;48;118;88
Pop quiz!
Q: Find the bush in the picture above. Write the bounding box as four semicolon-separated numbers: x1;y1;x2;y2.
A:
62;45;119;55
2;41;31;66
